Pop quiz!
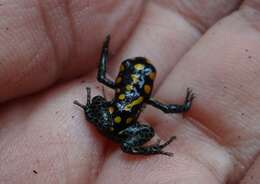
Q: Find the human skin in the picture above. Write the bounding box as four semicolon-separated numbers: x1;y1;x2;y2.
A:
0;0;260;183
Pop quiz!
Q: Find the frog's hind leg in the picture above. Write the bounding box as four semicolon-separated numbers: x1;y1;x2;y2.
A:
118;123;175;156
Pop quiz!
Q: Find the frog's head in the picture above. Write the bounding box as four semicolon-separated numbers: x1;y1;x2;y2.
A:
89;96;112;128
74;94;112;130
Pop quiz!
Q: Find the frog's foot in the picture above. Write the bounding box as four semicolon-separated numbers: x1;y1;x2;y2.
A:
184;88;195;107
126;136;176;157
73;100;86;109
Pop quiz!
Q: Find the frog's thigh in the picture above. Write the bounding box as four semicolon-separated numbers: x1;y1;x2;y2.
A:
118;123;154;147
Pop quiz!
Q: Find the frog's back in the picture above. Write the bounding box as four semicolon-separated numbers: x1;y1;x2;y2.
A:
110;57;156;129
115;57;156;97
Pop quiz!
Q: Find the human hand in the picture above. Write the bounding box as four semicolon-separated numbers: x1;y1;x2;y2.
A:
0;1;259;183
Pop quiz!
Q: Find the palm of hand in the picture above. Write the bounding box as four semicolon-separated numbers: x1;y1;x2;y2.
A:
0;1;259;184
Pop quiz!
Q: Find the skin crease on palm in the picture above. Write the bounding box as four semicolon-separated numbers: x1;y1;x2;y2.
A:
0;0;260;183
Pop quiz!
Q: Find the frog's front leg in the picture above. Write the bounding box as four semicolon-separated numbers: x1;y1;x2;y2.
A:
97;35;115;89
147;88;195;113
118;123;175;156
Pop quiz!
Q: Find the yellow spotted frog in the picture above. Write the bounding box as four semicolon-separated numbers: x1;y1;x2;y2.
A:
74;36;194;156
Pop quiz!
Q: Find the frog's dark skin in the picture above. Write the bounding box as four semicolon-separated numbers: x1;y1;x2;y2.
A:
74;35;194;156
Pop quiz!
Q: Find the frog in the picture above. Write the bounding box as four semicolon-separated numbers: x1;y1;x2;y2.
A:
74;35;194;156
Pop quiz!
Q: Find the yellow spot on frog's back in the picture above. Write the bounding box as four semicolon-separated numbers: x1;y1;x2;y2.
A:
144;84;151;94
116;77;122;84
149;72;156;80
118;94;125;100
131;74;139;83
126;117;133;124
124;96;144;111
120;64;124;72
108;107;114;114
114;116;122;123
134;64;144;70
126;84;133;91
137;96;144;103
